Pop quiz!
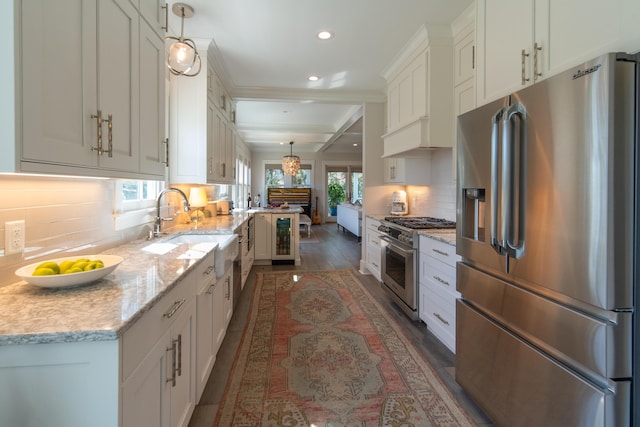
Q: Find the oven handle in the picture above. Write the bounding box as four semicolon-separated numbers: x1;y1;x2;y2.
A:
380;236;414;255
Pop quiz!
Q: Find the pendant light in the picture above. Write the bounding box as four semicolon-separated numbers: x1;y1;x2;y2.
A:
166;3;201;77
282;141;301;176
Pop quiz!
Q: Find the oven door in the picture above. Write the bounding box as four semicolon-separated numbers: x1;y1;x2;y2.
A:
380;236;416;315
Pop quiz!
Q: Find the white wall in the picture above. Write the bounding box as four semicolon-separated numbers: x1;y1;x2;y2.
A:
0;176;152;288
250;150;361;215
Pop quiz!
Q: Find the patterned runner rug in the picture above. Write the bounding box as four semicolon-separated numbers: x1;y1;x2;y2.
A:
214;269;476;426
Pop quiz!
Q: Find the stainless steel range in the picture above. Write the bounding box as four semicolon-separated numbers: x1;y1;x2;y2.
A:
377;216;455;320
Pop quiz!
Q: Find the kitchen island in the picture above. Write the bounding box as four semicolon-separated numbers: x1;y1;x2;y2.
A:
0;211;253;427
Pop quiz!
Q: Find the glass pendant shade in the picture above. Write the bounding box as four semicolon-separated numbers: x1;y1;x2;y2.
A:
166;3;201;77
282;141;301;176
168;40;199;74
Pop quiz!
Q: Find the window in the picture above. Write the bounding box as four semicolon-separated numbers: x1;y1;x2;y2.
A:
115;179;164;212
266;164;311;188
266;165;285;188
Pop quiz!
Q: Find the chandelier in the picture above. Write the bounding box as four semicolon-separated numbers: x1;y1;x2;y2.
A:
166;3;201;77
282;141;301;176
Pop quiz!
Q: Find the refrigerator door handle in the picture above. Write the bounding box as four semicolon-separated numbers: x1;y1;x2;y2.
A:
490;107;507;256
503;102;527;259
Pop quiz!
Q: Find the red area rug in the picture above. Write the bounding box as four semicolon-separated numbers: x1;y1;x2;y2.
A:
214;270;476;426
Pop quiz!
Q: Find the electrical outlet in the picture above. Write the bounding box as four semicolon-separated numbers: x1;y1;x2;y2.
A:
5;220;25;255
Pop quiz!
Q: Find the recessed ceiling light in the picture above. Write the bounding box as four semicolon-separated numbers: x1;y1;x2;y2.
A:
317;31;333;40
353;143;358;147
308;75;319;81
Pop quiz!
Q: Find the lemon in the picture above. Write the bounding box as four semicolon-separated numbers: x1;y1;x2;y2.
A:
84;261;103;271
35;261;60;274
59;260;76;274
72;261;90;271
33;267;56;276
63;267;84;274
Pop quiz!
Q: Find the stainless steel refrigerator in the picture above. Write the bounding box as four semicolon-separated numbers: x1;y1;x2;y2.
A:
456;52;638;427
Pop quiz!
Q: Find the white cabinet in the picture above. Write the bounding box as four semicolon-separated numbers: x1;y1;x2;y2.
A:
137;0;167;38
139;18;167;175
170;52;236;185
0;340;119;427
452;14;476;183
382;28;454;157
16;0;165;179
195;252;217;401
364;217;382;281
418;236;461;353
476;0;638;105
122;270;197;427
254;212;300;264
254;213;271;260
383;157;430;185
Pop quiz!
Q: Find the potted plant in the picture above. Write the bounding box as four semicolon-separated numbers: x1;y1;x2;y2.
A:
327;182;345;216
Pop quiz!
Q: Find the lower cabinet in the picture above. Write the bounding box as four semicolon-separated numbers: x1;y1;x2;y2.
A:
418;235;461;353
195;251;234;401
254;212;300;264
364;217;382;281
122;272;197;427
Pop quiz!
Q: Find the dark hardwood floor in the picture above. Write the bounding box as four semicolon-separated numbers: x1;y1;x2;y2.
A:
188;222;493;426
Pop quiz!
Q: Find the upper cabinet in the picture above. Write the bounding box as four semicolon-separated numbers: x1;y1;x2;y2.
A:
10;0;166;179
169;45;236;185
452;5;475;183
382;25;454;158
476;0;640;105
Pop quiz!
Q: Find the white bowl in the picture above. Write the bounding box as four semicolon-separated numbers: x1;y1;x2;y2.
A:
15;255;123;288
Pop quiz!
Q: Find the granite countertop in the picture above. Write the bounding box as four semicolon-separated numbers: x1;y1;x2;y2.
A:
249;206;303;214
0;211;253;346
418;229;457;246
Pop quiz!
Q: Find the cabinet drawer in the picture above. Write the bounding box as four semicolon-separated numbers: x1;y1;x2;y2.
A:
419;237;460;267
421;281;457;352
420;256;458;296
366;218;381;232
122;275;196;381
196;252;216;292
366;231;381;248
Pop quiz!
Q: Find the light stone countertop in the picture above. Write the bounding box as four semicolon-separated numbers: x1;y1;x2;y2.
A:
0;211;254;346
417;229;457;246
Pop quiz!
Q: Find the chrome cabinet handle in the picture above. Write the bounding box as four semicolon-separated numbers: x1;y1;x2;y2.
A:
521;49;530;85
90;111;112;156
433;275;450;286
163;138;169;166
533;42;542;81
205;283;216;295
166;339;177;386
163;298;186;319
203;265;214;276
105;114;113;157
176;334;182;377
432;248;449;257
161;3;168;31
90;110;103;154
225;277;230;300
208;157;213;175
434;313;450;326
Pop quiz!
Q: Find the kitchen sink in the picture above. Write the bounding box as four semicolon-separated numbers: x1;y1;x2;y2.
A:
166;234;223;244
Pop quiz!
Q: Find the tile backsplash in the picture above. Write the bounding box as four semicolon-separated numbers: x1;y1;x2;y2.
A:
406;184;456;221
0;175;150;288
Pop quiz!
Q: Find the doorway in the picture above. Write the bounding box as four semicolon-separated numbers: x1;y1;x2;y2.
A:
325;165;362;221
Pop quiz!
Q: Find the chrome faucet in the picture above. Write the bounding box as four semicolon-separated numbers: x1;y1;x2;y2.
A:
155;187;190;236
